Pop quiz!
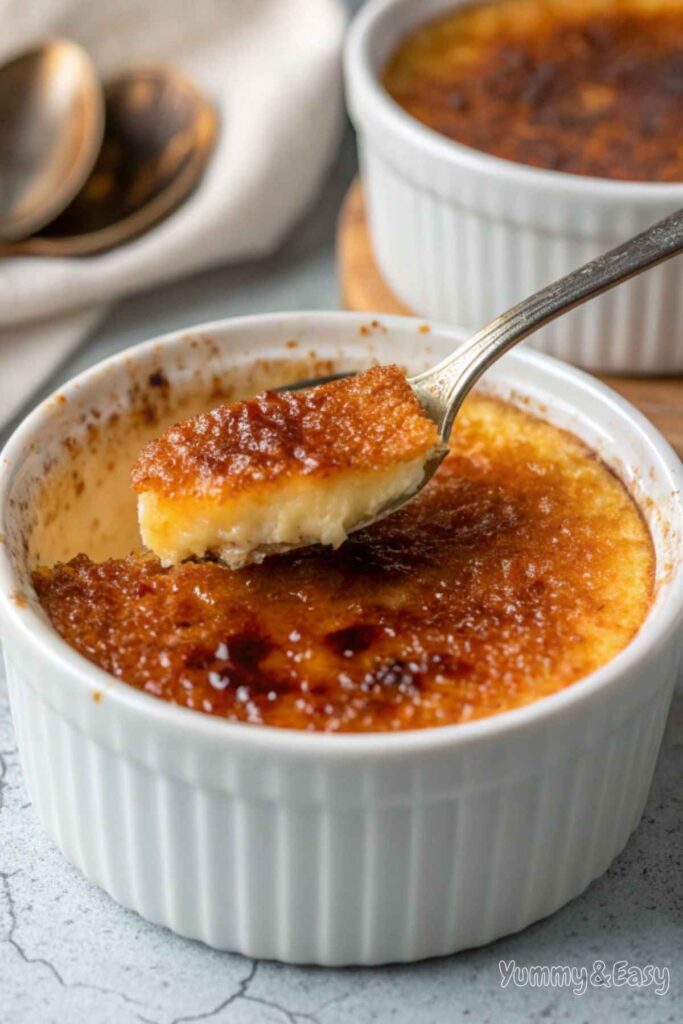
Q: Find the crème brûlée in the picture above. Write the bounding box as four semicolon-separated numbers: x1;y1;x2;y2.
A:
383;0;683;182
34;395;654;733
132;365;442;568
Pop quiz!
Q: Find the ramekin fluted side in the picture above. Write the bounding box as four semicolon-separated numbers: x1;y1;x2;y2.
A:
5;644;678;964
347;0;683;374
361;147;682;373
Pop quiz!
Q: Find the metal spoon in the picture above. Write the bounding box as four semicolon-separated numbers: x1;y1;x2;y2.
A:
288;208;683;532
0;66;217;257
0;39;103;241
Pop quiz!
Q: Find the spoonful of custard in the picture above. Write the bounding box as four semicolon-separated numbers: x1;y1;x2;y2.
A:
133;209;683;568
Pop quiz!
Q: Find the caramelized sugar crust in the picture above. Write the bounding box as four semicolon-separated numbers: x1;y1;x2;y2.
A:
34;397;654;733
132;365;439;499
383;0;683;182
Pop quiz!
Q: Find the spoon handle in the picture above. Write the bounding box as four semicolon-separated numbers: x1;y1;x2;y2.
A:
411;208;683;441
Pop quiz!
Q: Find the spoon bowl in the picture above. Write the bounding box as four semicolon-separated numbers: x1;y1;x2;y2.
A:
0;39;103;241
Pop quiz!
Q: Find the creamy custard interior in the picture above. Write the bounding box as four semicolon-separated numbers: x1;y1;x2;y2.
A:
30;380;654;733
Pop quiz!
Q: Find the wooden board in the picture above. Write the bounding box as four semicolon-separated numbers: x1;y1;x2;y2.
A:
337;179;683;458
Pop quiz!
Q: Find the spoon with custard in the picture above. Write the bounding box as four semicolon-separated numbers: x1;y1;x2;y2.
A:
133;209;683;569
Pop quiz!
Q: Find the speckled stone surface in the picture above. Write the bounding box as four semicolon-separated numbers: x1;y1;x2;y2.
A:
1;22;682;1015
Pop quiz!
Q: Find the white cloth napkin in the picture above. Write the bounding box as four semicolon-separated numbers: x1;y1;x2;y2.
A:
0;0;346;429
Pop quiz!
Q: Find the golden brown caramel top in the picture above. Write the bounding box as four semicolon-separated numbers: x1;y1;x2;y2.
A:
383;0;683;182
34;396;654;732
132;365;438;498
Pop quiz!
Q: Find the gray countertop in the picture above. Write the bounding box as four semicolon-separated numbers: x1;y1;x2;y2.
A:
1;116;681;1024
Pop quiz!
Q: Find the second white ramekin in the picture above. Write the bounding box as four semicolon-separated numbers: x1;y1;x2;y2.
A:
1;312;682;964
345;0;683;373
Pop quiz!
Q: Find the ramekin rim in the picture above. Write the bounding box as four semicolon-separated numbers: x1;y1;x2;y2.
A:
345;0;683;201
1;309;683;758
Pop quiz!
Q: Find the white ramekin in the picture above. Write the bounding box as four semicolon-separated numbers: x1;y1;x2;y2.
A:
1;312;682;965
345;0;683;373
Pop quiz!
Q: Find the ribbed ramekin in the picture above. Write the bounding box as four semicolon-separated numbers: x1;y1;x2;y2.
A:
1;312;682;964
345;0;683;373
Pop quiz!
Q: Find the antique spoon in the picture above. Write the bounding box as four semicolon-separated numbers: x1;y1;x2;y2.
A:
288;207;683;532
0;66;217;257
0;39;103;241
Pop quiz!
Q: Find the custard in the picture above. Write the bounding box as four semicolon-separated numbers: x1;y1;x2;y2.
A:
383;0;683;182
132;366;441;567
34;395;654;732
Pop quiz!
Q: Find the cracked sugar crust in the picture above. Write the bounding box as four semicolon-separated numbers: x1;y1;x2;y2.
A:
131;365;440;499
35;395;654;733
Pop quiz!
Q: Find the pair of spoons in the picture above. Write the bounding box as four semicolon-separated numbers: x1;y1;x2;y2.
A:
0;40;217;256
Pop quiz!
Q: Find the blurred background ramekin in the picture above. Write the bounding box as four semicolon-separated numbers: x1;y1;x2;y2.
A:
1;312;682;964
345;0;683;374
